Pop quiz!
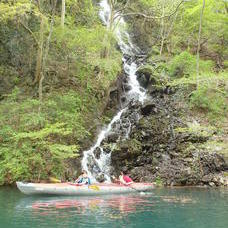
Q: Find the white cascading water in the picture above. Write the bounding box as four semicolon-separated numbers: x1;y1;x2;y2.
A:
81;0;147;182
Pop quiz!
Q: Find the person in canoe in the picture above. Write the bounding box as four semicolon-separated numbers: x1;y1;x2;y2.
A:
112;171;133;185
75;170;91;185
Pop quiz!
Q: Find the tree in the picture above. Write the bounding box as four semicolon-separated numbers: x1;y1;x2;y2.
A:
39;0;57;111
34;16;44;87
196;0;206;88
159;0;165;55
61;0;65;28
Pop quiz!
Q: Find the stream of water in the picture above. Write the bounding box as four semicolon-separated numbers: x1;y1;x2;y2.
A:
82;0;147;182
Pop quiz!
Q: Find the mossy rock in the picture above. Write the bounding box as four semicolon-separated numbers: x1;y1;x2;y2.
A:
137;64;154;75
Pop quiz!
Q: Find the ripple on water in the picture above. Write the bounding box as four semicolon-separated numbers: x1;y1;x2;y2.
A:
0;188;228;228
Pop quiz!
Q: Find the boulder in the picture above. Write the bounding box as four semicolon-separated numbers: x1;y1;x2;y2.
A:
202;174;213;183
123;83;132;92
87;155;101;174
141;101;156;116
209;182;215;187
106;133;119;143
94;147;102;159
136;65;154;88
95;173;105;182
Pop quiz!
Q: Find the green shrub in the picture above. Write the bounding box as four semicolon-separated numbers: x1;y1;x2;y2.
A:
155;176;163;186
168;51;196;77
168;51;214;78
190;84;227;122
0;90;93;185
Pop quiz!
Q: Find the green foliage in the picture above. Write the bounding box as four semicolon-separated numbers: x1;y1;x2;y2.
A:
168;51;214;77
136;0;227;68
0;0;123;185
0;1;33;21
168;51;196;77
175;0;227;62
51;24;121;96
73;0;99;26
139;0;156;6
190;84;227;122
155;176;163;186
175;124;216;138
0;89;90;184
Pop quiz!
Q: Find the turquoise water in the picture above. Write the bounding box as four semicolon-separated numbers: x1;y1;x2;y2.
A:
0;187;227;228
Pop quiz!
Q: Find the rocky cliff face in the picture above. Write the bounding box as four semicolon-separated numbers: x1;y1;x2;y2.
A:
105;64;228;186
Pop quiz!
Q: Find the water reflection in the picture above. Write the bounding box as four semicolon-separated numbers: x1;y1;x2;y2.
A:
161;196;197;204
15;192;201;220
20;195;153;220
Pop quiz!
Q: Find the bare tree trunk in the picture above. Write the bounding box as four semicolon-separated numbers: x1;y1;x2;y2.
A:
196;0;206;88
61;0;65;28
38;71;44;113
160;0;165;55
165;10;178;54
34;16;44;85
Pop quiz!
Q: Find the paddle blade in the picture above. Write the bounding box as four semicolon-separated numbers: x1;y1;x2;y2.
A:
89;185;100;191
49;177;61;183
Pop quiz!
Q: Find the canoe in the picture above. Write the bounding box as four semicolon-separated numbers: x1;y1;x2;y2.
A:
16;182;154;196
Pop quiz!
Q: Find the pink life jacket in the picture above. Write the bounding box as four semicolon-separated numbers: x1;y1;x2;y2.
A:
123;175;133;183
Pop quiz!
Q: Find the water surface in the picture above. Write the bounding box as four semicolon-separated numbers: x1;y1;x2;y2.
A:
0;187;227;228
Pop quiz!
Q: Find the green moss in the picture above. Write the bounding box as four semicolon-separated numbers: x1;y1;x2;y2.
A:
174;124;216;138
137;64;154;75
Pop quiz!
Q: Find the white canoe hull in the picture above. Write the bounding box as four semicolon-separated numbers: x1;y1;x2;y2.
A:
16;182;154;196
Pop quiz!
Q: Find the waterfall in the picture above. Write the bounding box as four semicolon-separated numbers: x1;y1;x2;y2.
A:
81;0;147;182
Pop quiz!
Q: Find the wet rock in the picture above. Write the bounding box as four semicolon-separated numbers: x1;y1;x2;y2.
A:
107;133;119;143
94;147;102;159
121;96;127;103
102;144;112;154
209;182;215;187
218;177;225;185
163;86;176;95
141;101;156;116
136;65;154;88
202;174;213;183
137;74;150;88
123;83;132;92
128;100;142;110
96;173;105;182
87;155;101;174
147;85;166;96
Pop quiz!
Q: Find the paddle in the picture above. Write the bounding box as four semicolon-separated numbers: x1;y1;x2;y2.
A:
111;176;145;194
49;177;61;183
124;183;145;195
88;185;100;191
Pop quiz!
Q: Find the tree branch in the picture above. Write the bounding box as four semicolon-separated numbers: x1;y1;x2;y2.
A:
117;1;184;20
115;0;131;14
19;21;39;46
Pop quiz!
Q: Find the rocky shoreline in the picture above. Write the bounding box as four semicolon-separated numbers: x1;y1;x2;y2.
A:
99;56;228;187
